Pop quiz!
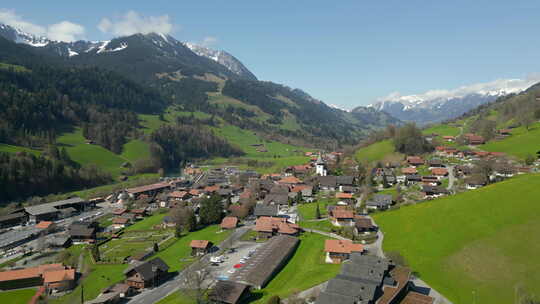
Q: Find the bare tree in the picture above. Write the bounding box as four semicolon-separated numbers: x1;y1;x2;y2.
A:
181;261;213;304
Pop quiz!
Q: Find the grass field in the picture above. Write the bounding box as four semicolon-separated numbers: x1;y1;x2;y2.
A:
374;174;540;304
0;143;41;155
251;233;341;303
210;124;310;173
125;213;168;232
0;288;36;304
153;225;232;271
355;140;400;163
121;139;150;162
481;122;540;159
422;124;461;137
57;128;127;177
298;219;335;233
297;202;328;220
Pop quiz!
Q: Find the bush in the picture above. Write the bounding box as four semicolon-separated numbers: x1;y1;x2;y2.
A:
267;295;281;304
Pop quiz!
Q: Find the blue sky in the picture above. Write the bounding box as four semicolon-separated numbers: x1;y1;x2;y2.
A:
2;1;540;108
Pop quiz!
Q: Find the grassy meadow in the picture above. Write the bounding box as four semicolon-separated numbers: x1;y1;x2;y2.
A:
374;174;540;304
0;288;36;304
0;143;41;155
355;140;401;163
481;122;540;159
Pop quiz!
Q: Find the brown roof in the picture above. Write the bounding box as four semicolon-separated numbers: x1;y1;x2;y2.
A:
401;292;435;304
278;176;302;184
442;136;455;139
401;167;418;174
336;192;353;199
377;266;411;304
290;185;311;193
220;216;238;229
43;268;75;283
204;185;220;193
0;264;64;282
190;240;210;249
210;280;249;304
189;189;201;196
127;182;169;194
332;210;354;219
355;217;375;229
112;217;129;224
431;168;448;176
113;208;127;215
324;239;363;254
168;191;189;198
36;221;54;229
254;217;299;234
407;156;424;164
131;209;146;215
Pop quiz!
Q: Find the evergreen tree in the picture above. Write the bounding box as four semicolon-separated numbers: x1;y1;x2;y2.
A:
315;203;321;219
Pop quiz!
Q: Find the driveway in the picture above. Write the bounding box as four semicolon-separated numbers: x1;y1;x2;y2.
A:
447;165;456;191
125;226;250;304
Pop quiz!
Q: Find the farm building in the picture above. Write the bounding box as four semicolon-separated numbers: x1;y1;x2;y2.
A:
124;258;169;289
229;235;299;289
324;240;364;264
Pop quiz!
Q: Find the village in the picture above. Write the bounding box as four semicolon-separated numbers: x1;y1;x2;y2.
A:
0;126;536;304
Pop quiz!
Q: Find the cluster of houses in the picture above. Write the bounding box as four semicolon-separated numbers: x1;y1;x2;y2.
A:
316;254;435;304
0;263;76;294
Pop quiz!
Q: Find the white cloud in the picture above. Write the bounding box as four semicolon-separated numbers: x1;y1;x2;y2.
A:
0;8;85;42
47;21;85;42
98;11;173;36
375;74;540;104
200;36;218;47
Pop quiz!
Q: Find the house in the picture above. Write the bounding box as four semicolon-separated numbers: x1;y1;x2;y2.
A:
0;264;75;291
43;268;76;292
335;192;354;204
36;221;56;234
126;182;170;199
317;176;337;191
427;159;445;168
124;258;169;289
406;156;424;167
263;193;289;206
25;197;88;223
422;185;449;198
431;168;448;178
366;194;393;210
498;129;512;136
253;204;279;218
220;216;238;230
401;167;418;175
442;136;455;142
130;209;147;220
277;176;302;186
0;212;28;229
229;235;299;289
355;216;377;233
465;177;487;189
421;176;440;186
190;240;212;256
210;281;250;304
47;235;72;248
161;216;176;228
254;217;300;239
112;217;131;229
466;134;485;145
406;174;422;184
112;208;127;216
69;221;98;244
330;209;355;227
401;291;435;304
168;191;191;201
324;240;364;264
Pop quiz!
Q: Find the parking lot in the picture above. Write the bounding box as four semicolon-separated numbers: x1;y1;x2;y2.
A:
207;241;264;281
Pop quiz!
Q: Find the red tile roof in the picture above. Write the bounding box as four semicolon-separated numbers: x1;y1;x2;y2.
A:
113;208;127;215
336;192;353;199
431;168;448;176
220;216;238;229
324;240;363;254
401;292;435;304
43;268;75;283
112;217;129;224
278;176;302;184
168;191;189;198
401;167;418;174
290;185;311;193
0;264;65;282
36;221;53;229
332;210;354;219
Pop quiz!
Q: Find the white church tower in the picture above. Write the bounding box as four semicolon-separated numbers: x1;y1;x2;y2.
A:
315;153;327;176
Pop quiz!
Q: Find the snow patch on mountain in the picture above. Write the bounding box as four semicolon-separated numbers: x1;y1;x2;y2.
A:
369;76;540;125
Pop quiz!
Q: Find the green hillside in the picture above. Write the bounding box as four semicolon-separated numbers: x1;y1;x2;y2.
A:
481;122;540;159
0;143;40;155
355;140;400;163
374;174;540;304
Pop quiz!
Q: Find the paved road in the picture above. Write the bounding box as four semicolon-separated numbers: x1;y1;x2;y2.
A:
126;226;250;304
447;165;456;191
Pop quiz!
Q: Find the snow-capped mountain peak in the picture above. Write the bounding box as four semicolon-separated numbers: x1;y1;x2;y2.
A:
184;42;256;80
368;77;540;125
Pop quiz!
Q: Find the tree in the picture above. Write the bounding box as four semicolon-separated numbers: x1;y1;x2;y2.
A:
182;261;212;304
199;195;223;226
385;251;408;267
315;203;321;220
153;242;159;252
393;123;433;155
91;243;100;262
525;154;536;166
519;112;535;131
474;159;495;183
